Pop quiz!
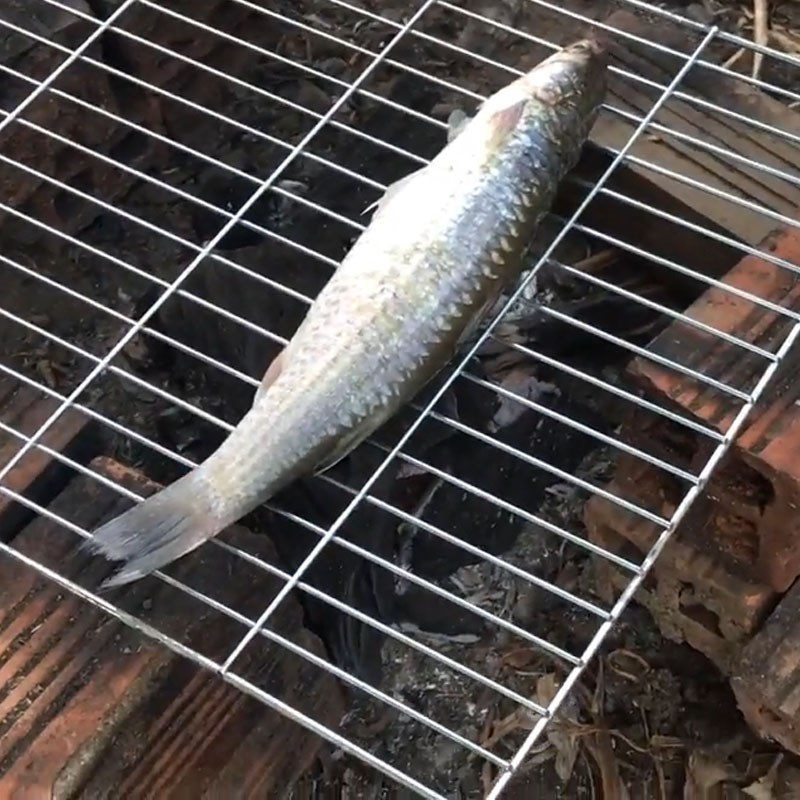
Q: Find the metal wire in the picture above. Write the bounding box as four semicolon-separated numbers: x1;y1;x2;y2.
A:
1;1;799;797
0;0;720;668
5;2;798;328
217;13;702;672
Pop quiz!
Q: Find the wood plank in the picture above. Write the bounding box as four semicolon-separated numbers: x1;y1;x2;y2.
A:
593;10;800;249
562;144;741;294
0;456;344;799
0;376;99;540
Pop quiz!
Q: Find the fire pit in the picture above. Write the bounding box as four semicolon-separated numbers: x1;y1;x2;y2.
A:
3;1;800;797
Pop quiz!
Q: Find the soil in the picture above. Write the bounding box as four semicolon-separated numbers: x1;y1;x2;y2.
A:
2;0;800;798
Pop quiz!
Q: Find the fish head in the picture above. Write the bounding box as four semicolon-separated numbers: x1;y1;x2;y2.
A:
520;38;608;112
472;38;608;150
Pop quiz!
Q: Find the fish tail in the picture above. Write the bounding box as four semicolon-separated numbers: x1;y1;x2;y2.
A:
84;468;232;589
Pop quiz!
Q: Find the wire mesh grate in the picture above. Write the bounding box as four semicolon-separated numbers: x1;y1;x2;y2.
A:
1;0;800;796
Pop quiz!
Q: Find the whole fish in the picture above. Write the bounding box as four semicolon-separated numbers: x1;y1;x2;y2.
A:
88;39;608;587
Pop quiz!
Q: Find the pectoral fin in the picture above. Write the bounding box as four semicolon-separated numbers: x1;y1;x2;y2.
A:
253;349;286;406
312;427;366;476
362;167;428;220
447;108;473;142
361;105;483;220
486;99;526;148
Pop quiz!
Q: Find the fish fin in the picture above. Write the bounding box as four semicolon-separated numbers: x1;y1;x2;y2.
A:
362;167;427;219
254;349;286;406
446;109;472;142
312;428;365;476
83;470;227;589
486;99;526;147
312;451;348;476
455;292;503;351
438;386;459;421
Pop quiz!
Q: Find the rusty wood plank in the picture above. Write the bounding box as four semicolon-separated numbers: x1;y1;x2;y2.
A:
0;1;139;243
0;376;99;540
0;2;286;245
561;145;741;297
0;456;344;799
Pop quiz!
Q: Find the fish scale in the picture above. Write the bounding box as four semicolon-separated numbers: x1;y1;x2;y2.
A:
85;39;609;588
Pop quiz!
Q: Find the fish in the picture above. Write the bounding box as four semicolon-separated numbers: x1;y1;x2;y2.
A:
87;39;608;588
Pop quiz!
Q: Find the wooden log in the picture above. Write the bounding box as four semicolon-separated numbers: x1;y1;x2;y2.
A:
0;456;344;799
0;376;99;540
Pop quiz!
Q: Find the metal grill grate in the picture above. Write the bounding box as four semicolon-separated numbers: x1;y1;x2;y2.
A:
1;0;800;796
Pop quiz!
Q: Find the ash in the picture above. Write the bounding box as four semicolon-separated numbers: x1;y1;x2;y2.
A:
328;447;613;798
325;446;769;799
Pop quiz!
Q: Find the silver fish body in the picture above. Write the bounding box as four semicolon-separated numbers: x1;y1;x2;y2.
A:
89;40;608;586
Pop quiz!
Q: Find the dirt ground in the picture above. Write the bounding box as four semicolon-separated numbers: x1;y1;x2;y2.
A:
3;0;800;798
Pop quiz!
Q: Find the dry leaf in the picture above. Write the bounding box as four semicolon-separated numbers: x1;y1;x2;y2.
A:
744;775;776;800
592;658;605;718
607;649;650;684
584;729;630;800
742;775;775;800
481;709;535;750
776;765;800;800
655;757;668;800
743;754;782;800
550;725;580;784
650;735;684;750
536;672;558;707
536;674;580;785
490;370;556;431
683;751;732;800
502;648;536;669
581;658;629;799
